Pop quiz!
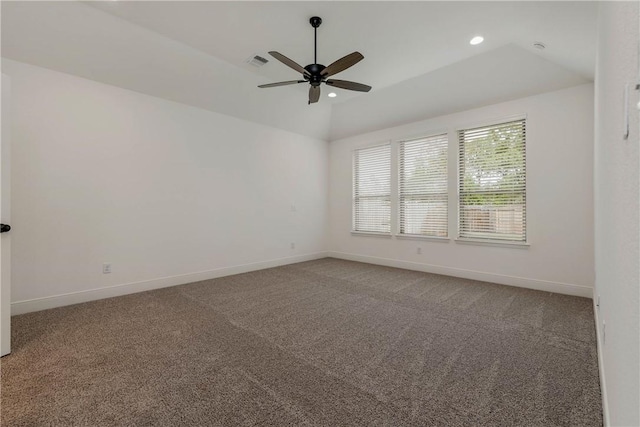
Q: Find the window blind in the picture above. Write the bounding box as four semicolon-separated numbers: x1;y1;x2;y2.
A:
353;144;391;233
458;119;526;242
399;134;448;237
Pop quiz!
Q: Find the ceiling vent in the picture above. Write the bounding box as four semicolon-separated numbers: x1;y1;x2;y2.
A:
246;54;269;67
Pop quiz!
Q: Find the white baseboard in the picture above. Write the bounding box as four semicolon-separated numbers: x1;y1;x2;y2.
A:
592;291;610;427
327;251;593;298
11;252;329;315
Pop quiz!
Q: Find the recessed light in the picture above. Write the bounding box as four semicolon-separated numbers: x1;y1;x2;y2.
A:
328;92;337;98
470;36;484;45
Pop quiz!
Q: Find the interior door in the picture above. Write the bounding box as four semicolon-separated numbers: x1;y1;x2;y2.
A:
1;74;12;357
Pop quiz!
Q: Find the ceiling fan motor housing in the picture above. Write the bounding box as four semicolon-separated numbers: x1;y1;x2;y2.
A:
304;63;326;86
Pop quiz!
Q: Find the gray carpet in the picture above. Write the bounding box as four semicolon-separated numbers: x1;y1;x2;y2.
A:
1;258;602;426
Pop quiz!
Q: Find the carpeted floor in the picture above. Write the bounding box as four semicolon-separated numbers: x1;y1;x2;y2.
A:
1;258;602;426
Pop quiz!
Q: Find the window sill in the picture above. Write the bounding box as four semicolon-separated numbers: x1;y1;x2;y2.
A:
351;231;392;238
395;234;450;243
454;238;530;249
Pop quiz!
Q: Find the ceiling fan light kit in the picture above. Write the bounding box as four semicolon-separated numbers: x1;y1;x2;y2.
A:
258;16;372;104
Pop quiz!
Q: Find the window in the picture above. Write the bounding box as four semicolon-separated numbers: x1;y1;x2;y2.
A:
458;119;526;242
353;144;391;233
399;134;448;237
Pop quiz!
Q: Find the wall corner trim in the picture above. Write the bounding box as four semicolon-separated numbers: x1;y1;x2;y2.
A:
11;252;329;315
327;251;593;298
593;291;611;427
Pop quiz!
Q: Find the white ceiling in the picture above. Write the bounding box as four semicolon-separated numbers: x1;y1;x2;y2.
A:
88;1;597;90
2;1;597;140
330;44;590;140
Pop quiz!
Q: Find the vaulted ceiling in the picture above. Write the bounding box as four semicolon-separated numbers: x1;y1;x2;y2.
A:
2;1;597;140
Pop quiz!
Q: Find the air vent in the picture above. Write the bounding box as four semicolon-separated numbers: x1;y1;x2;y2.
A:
246;54;269;67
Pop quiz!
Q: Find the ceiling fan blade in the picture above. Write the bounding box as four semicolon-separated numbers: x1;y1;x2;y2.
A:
308;86;320;104
268;51;310;77
325;79;372;92
321;52;364;77
258;80;306;88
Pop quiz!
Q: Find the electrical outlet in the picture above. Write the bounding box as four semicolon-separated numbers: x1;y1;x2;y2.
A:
290;243;295;249
103;263;112;274
417;247;422;255
290;203;297;212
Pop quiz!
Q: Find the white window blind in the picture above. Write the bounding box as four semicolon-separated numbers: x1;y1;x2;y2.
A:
353;144;391;233
458;119;526;242
399;134;448;237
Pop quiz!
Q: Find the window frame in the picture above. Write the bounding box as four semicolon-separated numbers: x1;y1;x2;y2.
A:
348;115;530;249
397;133;449;239
455;115;528;246
351;142;392;235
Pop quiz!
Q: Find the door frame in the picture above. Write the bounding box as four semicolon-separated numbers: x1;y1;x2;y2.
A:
1;73;12;357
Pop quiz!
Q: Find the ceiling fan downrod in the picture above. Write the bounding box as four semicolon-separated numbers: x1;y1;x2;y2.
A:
310;16;322;65
306;16;325;88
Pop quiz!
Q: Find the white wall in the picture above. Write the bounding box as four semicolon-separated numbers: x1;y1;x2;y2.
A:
329;83;594;297
594;2;640;426
329;45;590;141
2;1;332;140
3;59;328;313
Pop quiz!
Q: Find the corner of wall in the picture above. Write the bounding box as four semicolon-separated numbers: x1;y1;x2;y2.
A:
592;288;611;426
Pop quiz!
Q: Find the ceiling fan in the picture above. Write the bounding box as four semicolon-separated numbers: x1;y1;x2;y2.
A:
258;16;372;104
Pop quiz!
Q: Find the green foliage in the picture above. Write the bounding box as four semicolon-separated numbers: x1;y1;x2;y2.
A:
460;122;525;206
